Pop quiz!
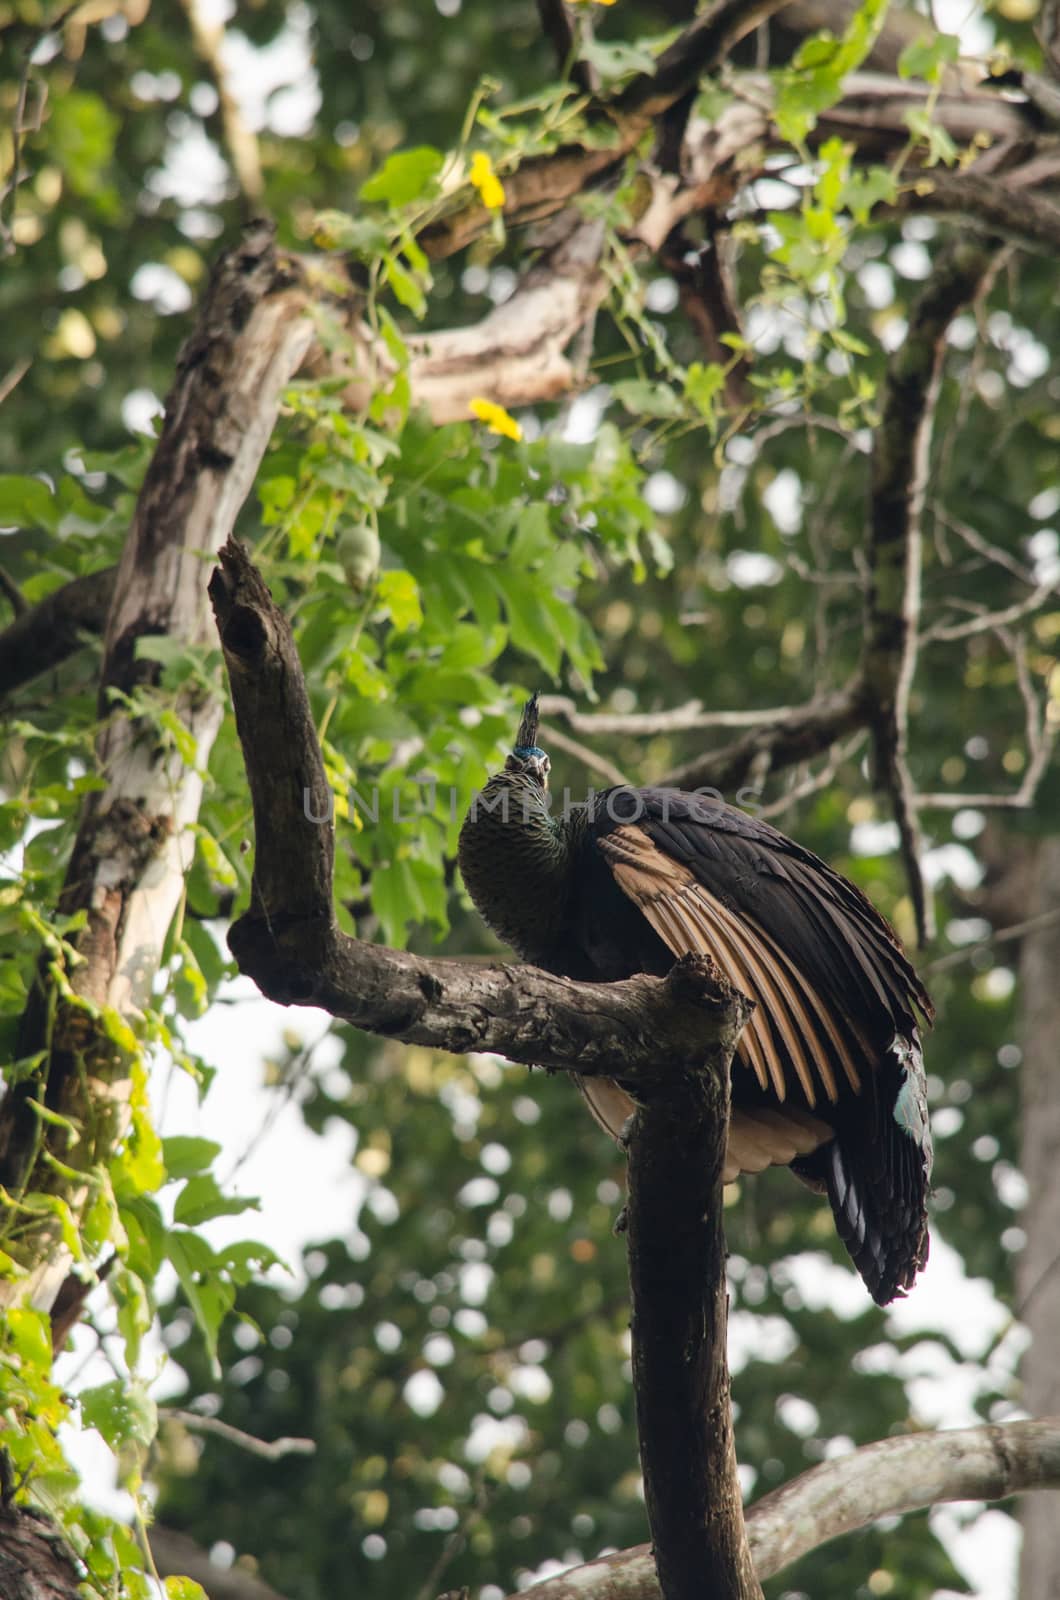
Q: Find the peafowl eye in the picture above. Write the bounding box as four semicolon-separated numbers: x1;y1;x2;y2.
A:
458;692;934;1307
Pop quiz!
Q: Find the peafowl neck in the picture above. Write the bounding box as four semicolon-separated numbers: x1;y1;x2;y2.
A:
458;771;580;964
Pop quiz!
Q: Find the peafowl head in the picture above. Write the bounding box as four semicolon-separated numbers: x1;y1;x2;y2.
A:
504;691;550;792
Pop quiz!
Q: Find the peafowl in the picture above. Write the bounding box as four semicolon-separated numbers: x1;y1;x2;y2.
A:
458;693;934;1306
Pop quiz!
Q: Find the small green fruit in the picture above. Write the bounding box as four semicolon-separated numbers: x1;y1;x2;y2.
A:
337;522;381;592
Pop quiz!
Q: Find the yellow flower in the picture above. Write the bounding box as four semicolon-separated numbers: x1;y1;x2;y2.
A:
469;151;506;210
469;398;523;441
571;0;617;5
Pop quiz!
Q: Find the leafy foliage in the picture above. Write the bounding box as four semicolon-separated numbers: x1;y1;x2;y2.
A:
0;0;1056;1597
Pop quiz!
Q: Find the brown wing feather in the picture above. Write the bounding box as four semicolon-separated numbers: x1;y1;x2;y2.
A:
595;825;834;1181
601;824;844;1107
576;1077;829;1184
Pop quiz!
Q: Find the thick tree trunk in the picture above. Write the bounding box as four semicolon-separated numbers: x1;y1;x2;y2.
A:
1019;835;1060;1599
0;1509;82;1600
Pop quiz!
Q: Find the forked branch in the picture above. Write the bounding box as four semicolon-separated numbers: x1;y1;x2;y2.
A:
212;535;756;1600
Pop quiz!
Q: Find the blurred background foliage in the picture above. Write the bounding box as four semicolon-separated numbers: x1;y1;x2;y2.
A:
1;0;1057;1597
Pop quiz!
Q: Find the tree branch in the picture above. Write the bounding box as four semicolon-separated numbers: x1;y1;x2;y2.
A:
896;170;1060;256
417;0;801;261
625;1017;762;1600
178;0;264;206
749;1417;1060;1576
536;0;598;95
0;567;115;696
159;1409;315;1461
660;686;867;795
149;1526;290;1600
211;537;745;1081
499;1417;1060;1598
0;1506;83;1600
863;236;998;944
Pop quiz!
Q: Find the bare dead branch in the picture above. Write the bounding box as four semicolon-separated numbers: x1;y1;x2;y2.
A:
211;533;756;1600
0;358;30;408
812;71;1039;151
924;582;1059;642
666;223;752;409
404;218;610;423
747;1417;1060;1579
626;1018;762;1600
929;502;1039;587
160;1409;315;1461
149;1527;290;1600
417;0;802;261
864;236;998;944
614;0;833;121
896;170;1060;256
539;694;807;735
661;686;867;794
917;624;1056;812
501;1417;1060;1598
0;567;115;696
544;724;630;787
757;732;868;821
179;0;265;204
537;0;598;95
925;908;1060;974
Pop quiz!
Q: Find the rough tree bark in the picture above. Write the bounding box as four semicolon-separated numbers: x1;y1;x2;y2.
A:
1018;837;1060;1600
0;221;315;1312
0;1510;82;1600
626;1041;761;1600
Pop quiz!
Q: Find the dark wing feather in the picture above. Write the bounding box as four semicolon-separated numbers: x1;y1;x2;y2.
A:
591;788;933;1305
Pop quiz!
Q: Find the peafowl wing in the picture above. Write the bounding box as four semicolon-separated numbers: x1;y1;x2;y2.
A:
577;787;934;1306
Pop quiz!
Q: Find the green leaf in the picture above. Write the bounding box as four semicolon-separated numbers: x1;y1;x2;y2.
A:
361;147;444;207
80;1378;157;1451
904;107;959;166
371;856;425;947
119;1194;168;1278
580;37;657;84
217;1239;287;1284
49;91;120;197
113;1266;152;1370
173;1174;260;1227
377;570;423;632
82;1173;121;1255
841;164;898;222
684;362;726;428
490;567;561;676
167;1230;235;1375
163;1136;222;1182
898;32;959;84
164;1580;208;1600
0;475;58;532
18;1191;84;1260
6;1307;52;1371
314;211;392;257
611;379;684;420
384;254;428;318
774;0;889;142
